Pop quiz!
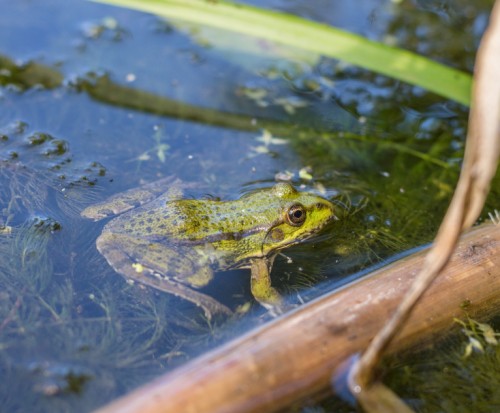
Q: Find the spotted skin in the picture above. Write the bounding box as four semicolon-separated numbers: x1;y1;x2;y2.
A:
83;180;336;319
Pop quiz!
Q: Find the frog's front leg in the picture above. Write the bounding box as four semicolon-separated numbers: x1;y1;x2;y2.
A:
250;257;283;312
96;232;232;319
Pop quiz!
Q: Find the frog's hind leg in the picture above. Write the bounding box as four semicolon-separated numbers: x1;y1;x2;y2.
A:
81;176;192;221
96;232;231;319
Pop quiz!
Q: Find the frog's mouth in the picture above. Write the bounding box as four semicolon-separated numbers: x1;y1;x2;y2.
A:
226;213;336;271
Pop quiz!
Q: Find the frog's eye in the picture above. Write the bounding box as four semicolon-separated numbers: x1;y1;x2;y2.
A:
286;204;306;226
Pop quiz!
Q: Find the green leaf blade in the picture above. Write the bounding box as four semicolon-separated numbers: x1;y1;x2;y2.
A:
91;0;472;105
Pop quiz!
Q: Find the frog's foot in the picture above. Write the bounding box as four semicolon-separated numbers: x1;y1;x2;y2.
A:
256;297;298;318
250;258;285;315
81;176;193;221
96;233;232;319
131;267;232;320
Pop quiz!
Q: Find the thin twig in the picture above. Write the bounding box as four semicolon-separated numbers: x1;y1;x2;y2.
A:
348;0;500;405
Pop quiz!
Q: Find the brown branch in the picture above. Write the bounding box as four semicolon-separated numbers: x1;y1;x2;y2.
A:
94;223;500;413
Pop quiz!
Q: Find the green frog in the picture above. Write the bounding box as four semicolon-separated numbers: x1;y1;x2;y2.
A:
81;177;336;319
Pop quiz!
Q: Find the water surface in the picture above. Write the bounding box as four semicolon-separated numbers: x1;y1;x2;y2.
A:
0;0;496;411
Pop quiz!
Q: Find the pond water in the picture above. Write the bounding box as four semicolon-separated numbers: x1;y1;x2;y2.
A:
0;0;498;412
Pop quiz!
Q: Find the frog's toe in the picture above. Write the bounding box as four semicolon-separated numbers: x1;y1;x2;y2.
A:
259;300;297;318
199;300;232;321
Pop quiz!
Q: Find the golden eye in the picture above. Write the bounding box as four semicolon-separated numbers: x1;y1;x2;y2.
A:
286;204;306;226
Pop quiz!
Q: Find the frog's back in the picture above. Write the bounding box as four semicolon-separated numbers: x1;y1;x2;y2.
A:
103;199;194;238
153;198;265;241
103;198;243;240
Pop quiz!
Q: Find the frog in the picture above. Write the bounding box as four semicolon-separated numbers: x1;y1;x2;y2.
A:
81;176;336;319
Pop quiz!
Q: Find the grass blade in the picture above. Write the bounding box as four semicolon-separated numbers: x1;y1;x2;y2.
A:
91;0;472;105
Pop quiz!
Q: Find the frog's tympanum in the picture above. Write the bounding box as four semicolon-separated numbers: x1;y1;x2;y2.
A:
82;178;336;318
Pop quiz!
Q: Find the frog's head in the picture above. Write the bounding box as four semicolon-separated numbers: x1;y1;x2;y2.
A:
261;182;336;255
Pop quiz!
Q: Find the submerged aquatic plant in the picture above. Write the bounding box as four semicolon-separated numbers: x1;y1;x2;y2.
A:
0;158;223;412
382;317;500;413
0;217;219;412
